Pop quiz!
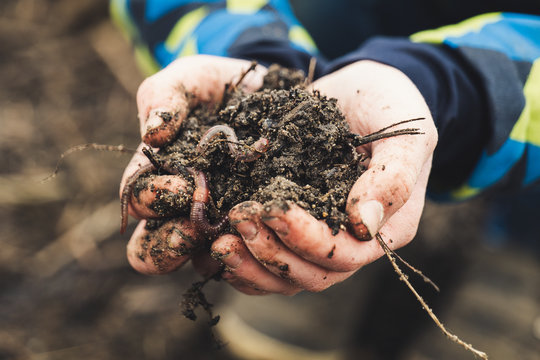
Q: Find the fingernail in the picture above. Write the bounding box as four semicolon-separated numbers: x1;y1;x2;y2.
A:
222;252;242;268
236;220;258;241
211;249;243;268
145;112;164;132
358;200;384;238
261;216;289;237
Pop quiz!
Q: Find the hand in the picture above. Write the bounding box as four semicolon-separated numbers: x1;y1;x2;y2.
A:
211;60;438;294
119;55;267;275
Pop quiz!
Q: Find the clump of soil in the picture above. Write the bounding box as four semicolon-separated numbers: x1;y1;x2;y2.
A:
141;64;365;236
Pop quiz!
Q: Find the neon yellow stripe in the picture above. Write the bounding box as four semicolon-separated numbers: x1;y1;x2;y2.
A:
178;36;199;57
165;6;208;52
110;0;138;41
110;0;160;75
227;0;268;14
289;25;317;53
509;59;540;146
450;184;481;200
134;45;161;76
410;12;502;44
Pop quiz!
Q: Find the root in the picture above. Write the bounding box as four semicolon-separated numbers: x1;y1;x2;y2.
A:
376;233;488;359
181;266;226;348
349;117;425;147
384;241;439;292
42;143;135;182
304;57;317;87
233;60;258;89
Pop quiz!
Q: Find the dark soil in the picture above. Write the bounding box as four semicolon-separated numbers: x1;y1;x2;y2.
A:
137;65;365;236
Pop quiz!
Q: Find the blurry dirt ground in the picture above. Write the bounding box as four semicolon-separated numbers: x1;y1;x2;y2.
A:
0;1;538;359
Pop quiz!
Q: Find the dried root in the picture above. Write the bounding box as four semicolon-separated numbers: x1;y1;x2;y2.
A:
42;143;135;183
376;233;488;359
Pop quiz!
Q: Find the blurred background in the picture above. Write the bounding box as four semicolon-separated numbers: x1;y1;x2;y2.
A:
0;1;538;359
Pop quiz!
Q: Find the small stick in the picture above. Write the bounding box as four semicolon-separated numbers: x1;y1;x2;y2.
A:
349;118;426;147
42;143;135;183
384;244;440;292
367;117;425;136
376;233;488;359
304;57;317;86
350;128;424;147
142;146;163;170
234;60;258;89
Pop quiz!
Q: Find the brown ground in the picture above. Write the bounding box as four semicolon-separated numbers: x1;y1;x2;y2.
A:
0;1;538;359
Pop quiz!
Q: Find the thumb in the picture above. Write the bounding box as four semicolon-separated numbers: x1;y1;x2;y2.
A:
136;55;266;147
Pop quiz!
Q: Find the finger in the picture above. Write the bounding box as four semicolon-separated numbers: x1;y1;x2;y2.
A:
347;150;434;240
229;202;354;292
120;143;192;227
130;174;191;218
191;250;223;279
312;61;437;239
127;218;196;275
212;234;301;295
374;157;432;250
257;201;384;272
137;56;266;147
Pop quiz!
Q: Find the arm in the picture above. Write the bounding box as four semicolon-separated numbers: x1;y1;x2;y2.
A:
213;13;540;294
110;0;323;75
326;12;540;200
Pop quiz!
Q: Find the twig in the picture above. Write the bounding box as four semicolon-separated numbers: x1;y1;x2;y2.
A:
42;143;135;182
349;118;426;147
376;233;488;359
234;60;258;88
304;57;317;86
383;241;439;292
180;267;226;348
351;128;424;147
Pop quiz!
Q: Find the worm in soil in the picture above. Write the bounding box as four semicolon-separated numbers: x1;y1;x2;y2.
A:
197;124;270;162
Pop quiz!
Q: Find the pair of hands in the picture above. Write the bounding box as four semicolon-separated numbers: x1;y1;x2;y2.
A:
120;55;437;295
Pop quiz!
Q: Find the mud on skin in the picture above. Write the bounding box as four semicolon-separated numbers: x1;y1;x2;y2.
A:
134;64;365;237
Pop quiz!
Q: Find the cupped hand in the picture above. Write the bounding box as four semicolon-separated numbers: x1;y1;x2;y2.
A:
212;60;438;294
119;55;267;275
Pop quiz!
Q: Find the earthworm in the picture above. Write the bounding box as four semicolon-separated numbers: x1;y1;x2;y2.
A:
121;148;228;239
120;148;182;234
197;124;270;162
186;167;229;239
120;163;156;234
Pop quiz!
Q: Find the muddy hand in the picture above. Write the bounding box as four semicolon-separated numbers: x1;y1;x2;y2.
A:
312;60;437;246
212;201;357;293
212;60;437;294
120;56;267;275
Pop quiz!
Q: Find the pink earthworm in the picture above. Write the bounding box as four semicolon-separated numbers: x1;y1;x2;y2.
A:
186;167;229;239
121;148;228;239
120;163;155;234
197;124;270;162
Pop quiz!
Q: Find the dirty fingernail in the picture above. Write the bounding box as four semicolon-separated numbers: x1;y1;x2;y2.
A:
145;112;164;132
222;252;242;268
261;217;289;237
236;220;258;241
211;250;242;268
358;200;384;238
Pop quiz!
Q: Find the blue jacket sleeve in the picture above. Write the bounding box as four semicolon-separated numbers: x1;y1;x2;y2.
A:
109;0;324;76
327;13;540;200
